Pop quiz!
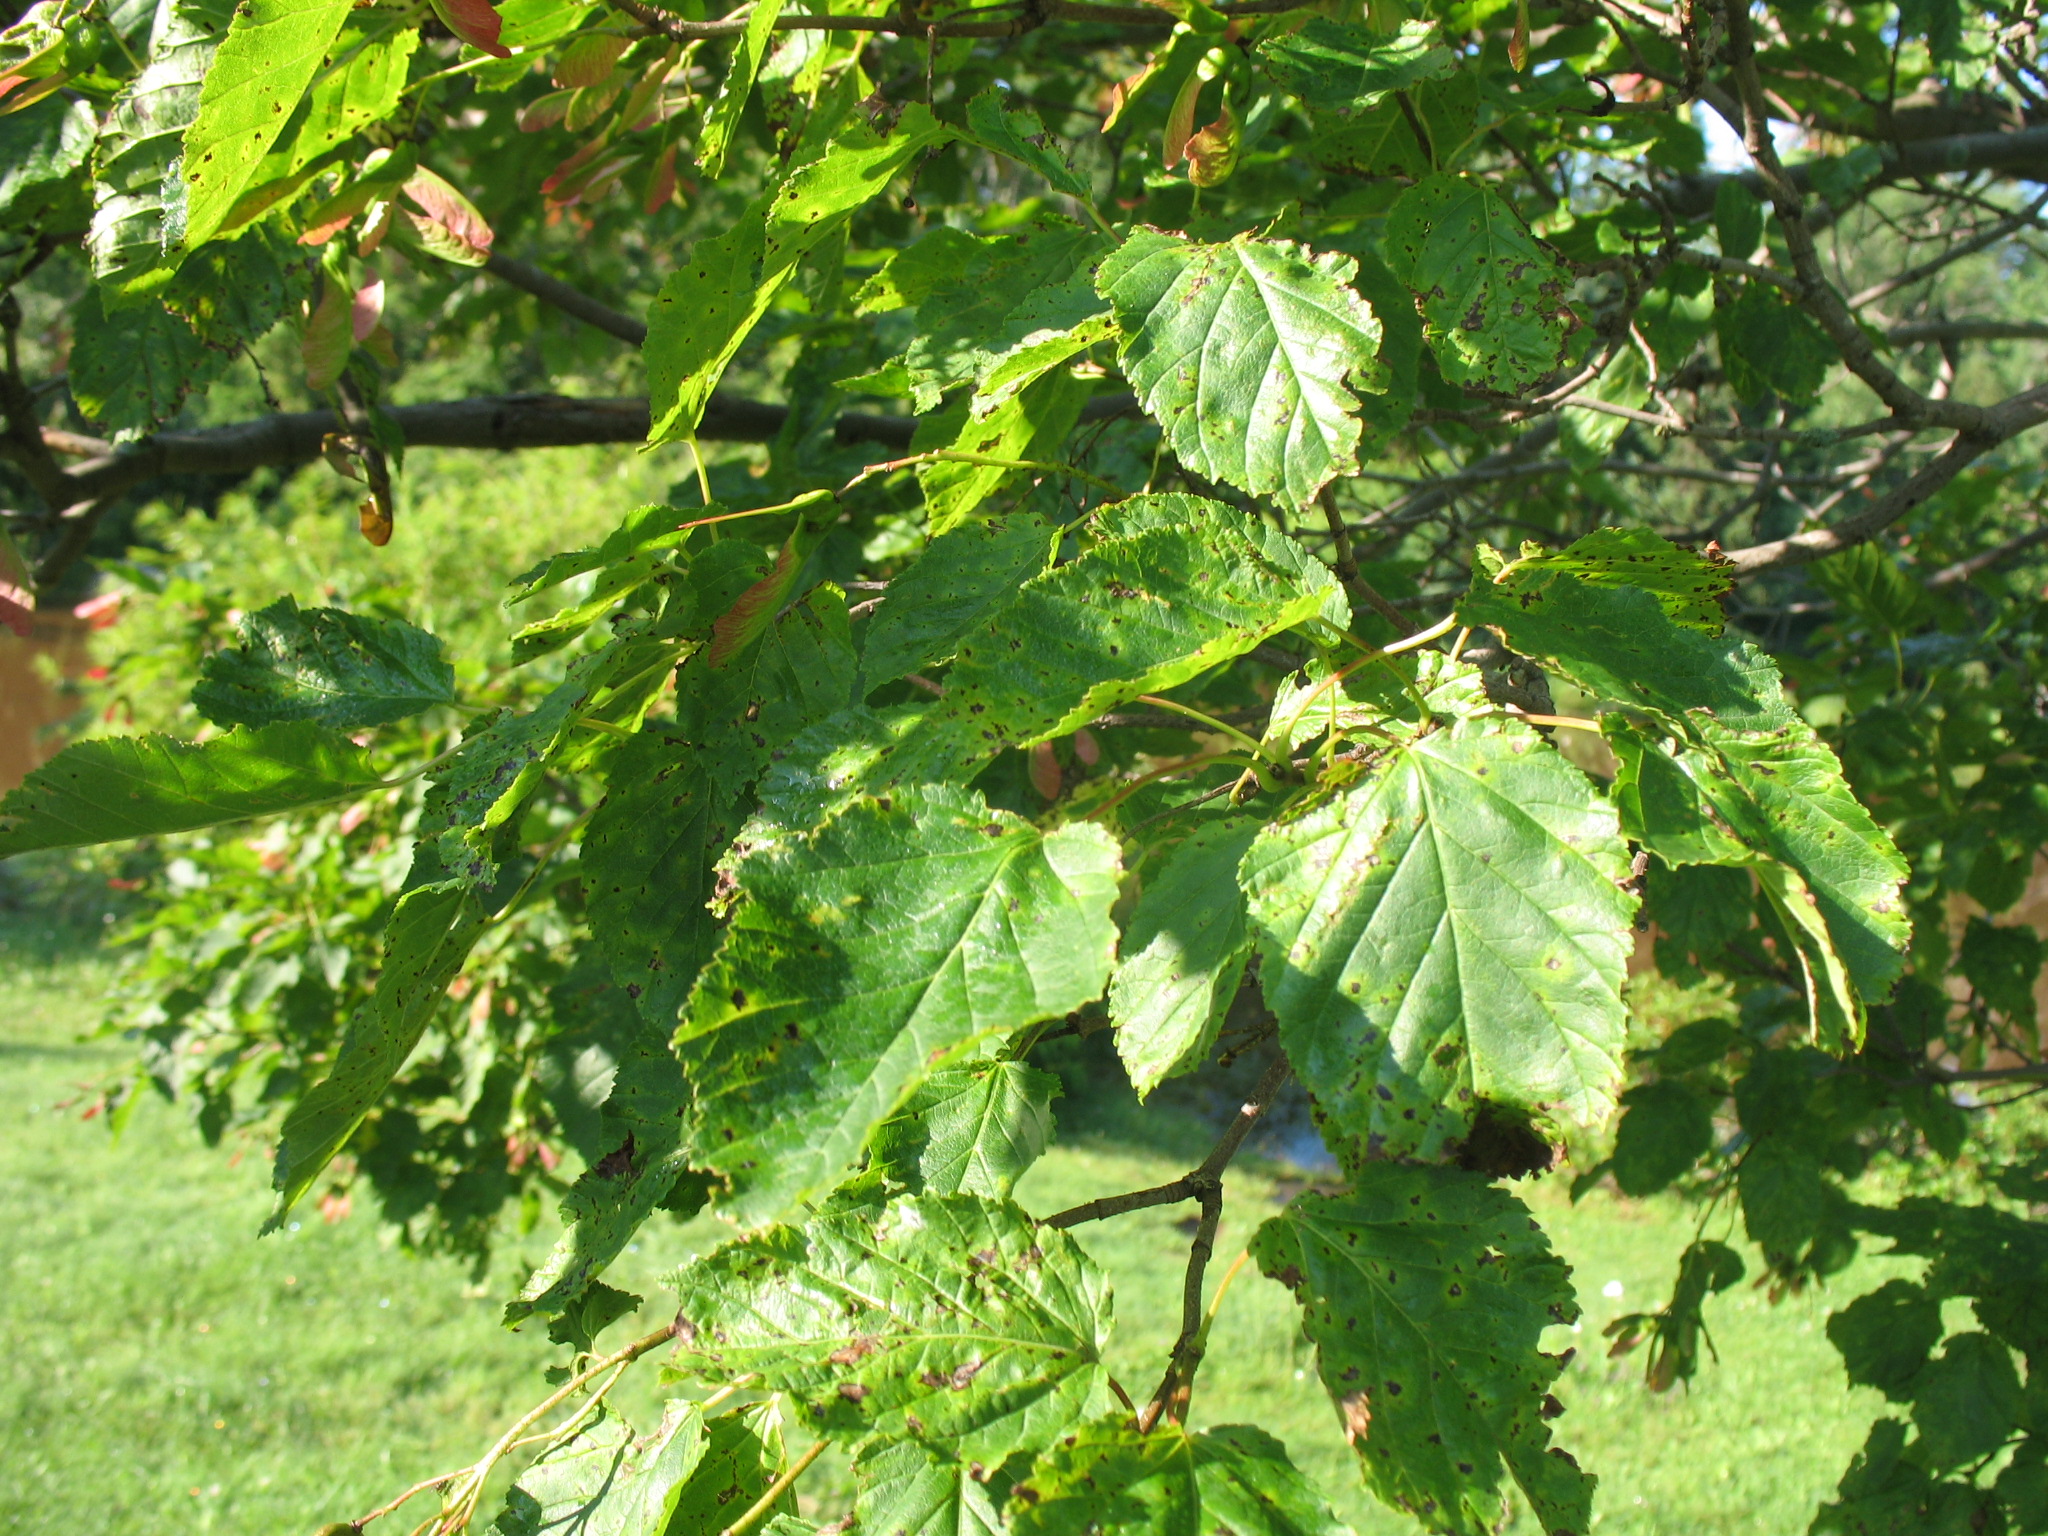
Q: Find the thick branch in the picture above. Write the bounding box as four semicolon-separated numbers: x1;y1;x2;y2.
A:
1659;124;2048;220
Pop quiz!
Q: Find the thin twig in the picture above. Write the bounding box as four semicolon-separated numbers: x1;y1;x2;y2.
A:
721;1438;828;1536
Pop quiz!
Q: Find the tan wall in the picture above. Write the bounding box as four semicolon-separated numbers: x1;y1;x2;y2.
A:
0;610;96;792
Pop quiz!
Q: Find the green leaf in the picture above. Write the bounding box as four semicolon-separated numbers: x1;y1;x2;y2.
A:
1713;177;1765;262
646;105;950;445
1812;541;1926;634
510;1009;700;1322
1959;917;2042;1030
162;225;307;348
695;0;785;179
1252;1169;1592;1536
1256;19;1456;116
1911;1335;2025;1470
1610;1079;1713;1196
675;785;1119;1222
917;368;1091;534
670;1193;1112;1463
665;1404;791;1534
88;0;238;294
583;728;741;1028
192;596;455;729
1714;286;1835;404
852;225;985;315
490;1401;705;1536
260;13;418;181
1460;565;1794;733
1243;719;1635;1163
179;0;357;251
890;495;1342;775
853;1440;1003;1536
860;513;1058;692
0;93;95;221
1478;527;1736;634
1099;229;1386;509
69;286;230;435
962;87;1092;199
265;879;490;1227
1828;1279;1943;1403
0;722;384;856
1383;173;1569;393
1009;1418;1351;1536
873;218;1111;413
865;1059;1062;1199
1109;817;1260;1098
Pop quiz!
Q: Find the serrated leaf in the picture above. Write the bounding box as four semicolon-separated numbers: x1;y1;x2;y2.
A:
666;1404;791;1534
511;1009;698;1321
1240;719;1635;1163
1252;1169;1592;1536
1010;1419;1352;1536
192;596;454;729
266;879;489;1227
69;286;229;434
917;367;1091;534
1383;173;1569;393
89;0;237;293
670;1193;1112;1463
1256;18;1455;116
675;784;1118;1222
0;722;384;856
583;728;741;1029
853;225;984;315
854;1440;1003;1536
490;1401;705;1536
1715;285;1833;404
261;13;418;181
1099;229;1385;509
1479;527;1735;634
695;0;783;179
877;218;1111;413
0;92;94;220
890;495;1341;775
866;1059;1061;1199
1959;918;2042;1030
1609;1079;1713;1196
861;514;1058;692
1109;817;1259;1098
1713;177;1765;262
1912;1335;2025;1471
962;87;1091;199
646;105;950;445
178;0;356;251
1460;565;1794;732
1828;1280;1943;1403
162;224;306;347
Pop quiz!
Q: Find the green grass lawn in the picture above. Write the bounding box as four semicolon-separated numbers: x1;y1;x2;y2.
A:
0;922;1897;1536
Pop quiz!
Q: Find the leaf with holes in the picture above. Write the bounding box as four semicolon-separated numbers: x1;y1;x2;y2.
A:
1009;1418;1351;1536
1478;527;1736;634
1240;718;1635;1164
1099;229;1386;509
675;784;1118;1223
1383;173;1570;393
69;287;230;434
671;1193;1112;1463
0;722;384;856
178;0;357;251
193;597;454;729
695;0;784;179
1252;1168;1592;1536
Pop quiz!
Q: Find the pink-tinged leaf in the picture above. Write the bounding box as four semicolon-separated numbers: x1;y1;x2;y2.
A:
400;168;493;265
299;181;382;246
550;150;635;208
619;52;674;131
1028;741;1062;800
0;528;33;639
707;542;800;667
303;276;354;392
0;69;68;115
72;592;123;629
564;77;625;133
518;88;575;131
1509;0;1530;70
357;199;394;256
362;323;399;369
553;31;628;88
1184;101;1239;187
1162;64;1203;168
539;137;608;198
1072;727;1100;766
643;141;679;216
428;0;508;58
351;278;386;343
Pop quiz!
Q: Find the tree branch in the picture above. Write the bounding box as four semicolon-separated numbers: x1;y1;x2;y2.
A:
484;252;647;346
1658;124;2048;220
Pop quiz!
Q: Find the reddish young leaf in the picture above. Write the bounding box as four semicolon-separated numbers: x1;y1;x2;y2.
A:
642;141;679;216
1029;741;1063;800
400;168;493;265
303;276;354;392
427;0;508;58
351;278;386;343
552;31;628;88
539;137;607;198
518;88;575;132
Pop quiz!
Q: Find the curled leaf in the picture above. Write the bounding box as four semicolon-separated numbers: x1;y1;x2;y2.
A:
400;166;493;265
303;273;353;392
428;0;507;58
